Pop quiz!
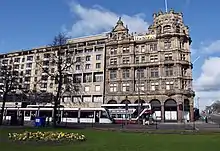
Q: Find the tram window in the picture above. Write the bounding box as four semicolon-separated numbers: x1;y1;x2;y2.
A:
63;111;78;118
80;111;94;118
39;111;52;117
117;114;122;118
100;111;108;118
125;114;130;118
25;111;30;116
6;110;16;116
111;114;116;118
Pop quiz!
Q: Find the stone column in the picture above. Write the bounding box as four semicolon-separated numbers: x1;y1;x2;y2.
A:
130;67;135;92
161;104;164;122
177;102;182;123
190;104;194;122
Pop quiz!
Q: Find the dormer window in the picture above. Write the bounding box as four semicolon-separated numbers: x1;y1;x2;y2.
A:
176;26;180;33
163;25;171;33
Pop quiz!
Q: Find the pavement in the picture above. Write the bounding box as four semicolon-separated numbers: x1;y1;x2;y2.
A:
2;119;220;132
57;122;196;131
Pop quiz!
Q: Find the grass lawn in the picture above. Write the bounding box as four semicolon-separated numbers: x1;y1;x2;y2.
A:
0;128;220;151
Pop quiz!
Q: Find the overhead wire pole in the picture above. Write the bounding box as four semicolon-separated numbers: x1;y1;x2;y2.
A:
192;56;200;64
197;97;200;110
137;58;141;125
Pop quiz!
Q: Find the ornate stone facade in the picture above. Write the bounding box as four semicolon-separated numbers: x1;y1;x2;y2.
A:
104;10;195;122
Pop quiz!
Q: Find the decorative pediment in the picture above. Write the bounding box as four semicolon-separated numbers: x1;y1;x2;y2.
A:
112;17;128;32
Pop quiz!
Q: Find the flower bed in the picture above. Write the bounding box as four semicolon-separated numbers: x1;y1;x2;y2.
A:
8;131;86;143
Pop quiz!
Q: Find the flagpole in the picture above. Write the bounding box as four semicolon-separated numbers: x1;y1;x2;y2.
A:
165;0;168;12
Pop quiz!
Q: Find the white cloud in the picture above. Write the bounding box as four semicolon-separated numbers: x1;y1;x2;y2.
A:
202;40;220;54
192;40;220;55
194;57;220;91
194;57;220;109
66;1;149;37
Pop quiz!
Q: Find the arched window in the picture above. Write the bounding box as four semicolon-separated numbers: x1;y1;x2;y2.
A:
107;100;117;104
120;99;131;104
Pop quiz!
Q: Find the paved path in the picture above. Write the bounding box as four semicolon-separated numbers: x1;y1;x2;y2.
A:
2;120;220;132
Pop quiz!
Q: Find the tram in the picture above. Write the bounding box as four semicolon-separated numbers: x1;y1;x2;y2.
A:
101;103;154;124
3;106;113;124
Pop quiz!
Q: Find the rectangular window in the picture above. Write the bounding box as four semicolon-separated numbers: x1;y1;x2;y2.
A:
135;56;140;63
122;57;130;64
95;85;101;91
86;56;91;61
136;69;145;78
151;82;159;91
26;63;32;68
110;84;117;92
110;48;117;55
96;63;101;69
76;65;80;70
27;56;33;61
122;47;129;53
181;54;186;60
166;82;174;90
14;58;20;63
96;54;101;60
26;70;31;75
135;46;139;53
164;41;171;49
165;65;173;76
136;83;145;92
73;75;82;83
85;64;91;69
141;45;145;52
150;67;159;78
110;58;117;65
150;44;157;51
94;74;103;82
76;57;81;62
84;74;92;83
122;69;130;79
122;83;130;92
84;86;90;92
165;53;172;60
110;70;117;80
150;55;158;62
141;56;146;62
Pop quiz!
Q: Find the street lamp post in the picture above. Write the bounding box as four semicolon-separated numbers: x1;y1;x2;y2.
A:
125;96;128;128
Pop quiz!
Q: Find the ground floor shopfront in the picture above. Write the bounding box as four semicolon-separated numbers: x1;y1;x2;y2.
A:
105;94;195;122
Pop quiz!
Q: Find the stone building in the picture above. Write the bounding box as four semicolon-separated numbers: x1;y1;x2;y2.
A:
104;9;195;122
0;9;195;122
0;34;107;108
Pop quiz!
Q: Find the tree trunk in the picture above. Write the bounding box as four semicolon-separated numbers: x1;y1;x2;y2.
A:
53;77;62;128
53;96;58;128
0;93;7;125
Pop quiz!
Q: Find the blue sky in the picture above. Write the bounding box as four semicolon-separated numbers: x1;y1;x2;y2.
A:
1;0;220;109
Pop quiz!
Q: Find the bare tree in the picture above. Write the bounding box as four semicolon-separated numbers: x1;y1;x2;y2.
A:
0;59;21;125
36;32;80;127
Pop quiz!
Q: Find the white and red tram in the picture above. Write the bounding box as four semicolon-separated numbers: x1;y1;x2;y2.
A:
101;103;154;124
